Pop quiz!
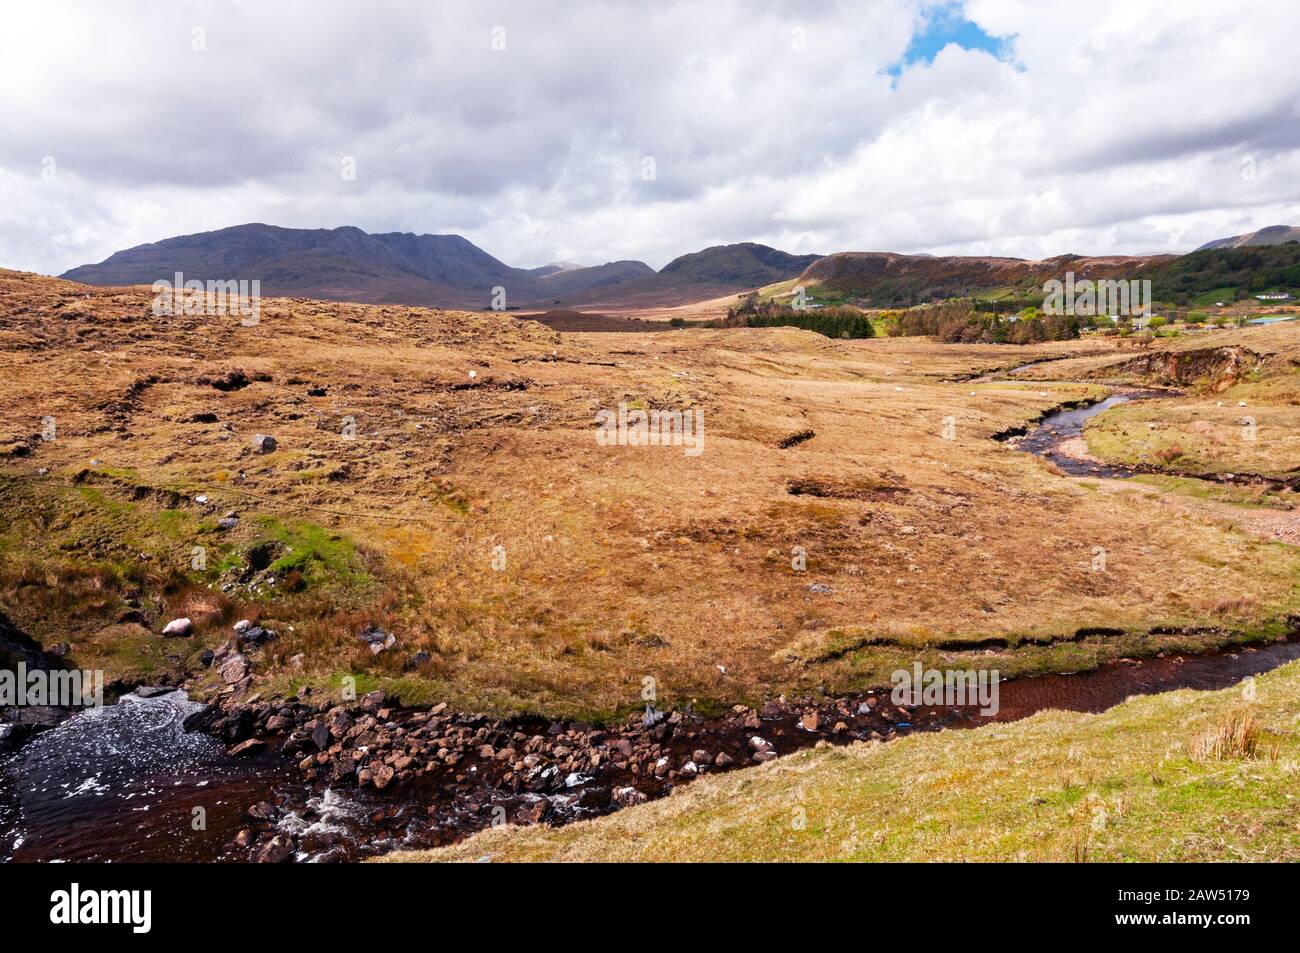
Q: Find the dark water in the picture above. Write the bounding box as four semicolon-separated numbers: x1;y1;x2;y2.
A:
0;690;292;862
1010;390;1168;477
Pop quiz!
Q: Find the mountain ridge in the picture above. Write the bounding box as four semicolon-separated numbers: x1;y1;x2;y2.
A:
61;225;812;310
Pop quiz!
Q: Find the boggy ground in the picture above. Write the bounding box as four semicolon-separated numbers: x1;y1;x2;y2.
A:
0;268;1297;724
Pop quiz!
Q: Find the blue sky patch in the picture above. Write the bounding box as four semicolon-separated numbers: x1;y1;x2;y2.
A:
886;2;1016;78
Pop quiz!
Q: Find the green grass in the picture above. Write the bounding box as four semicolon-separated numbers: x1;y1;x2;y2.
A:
253;516;372;589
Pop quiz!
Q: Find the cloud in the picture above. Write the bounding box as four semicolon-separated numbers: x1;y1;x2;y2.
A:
1;0;1298;275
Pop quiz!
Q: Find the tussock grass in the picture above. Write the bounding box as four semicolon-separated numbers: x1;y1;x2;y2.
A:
1186;706;1280;763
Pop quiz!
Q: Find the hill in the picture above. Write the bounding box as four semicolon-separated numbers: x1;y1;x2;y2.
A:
794;252;1171;307
1195;224;1300;251
658;242;823;287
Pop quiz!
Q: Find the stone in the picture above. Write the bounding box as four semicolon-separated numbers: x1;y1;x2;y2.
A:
611;786;648;808
800;711;820;732
233;619;253;633
161;617;193;637
229;738;266;757
251;434;277;453
219;653;249;684
714;751;734;768
254;835;293;863
691;749;712;766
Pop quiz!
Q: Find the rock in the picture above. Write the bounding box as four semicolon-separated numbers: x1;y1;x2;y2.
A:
181;703;221;734
748;735;772;752
800;711;819;732
134;686;174;699
808;582;833;594
161;617;193;637
216;517;239;531
752;750;778;763
229;738;266;757
264;715;291;732
516;800;548;824
233;619;253;634
219;653;249;684
680;760;698;776
371;763;395;789
247;800;277;821
360;689;387;711
251;434;277;453
611;786;648;808
234;828;253;848
691;749;712;766
254;835;293;863
359;626;396;654
311;722;331;751
199;649;215;667
239;626;275;647
714;751;734;768
407;650;432;670
48;642;70;657
0;723;34;754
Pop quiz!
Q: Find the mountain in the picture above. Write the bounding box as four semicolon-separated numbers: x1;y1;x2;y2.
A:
795;252;1173;307
61;227;816;310
1195;225;1300;251
61;224;658;309
659;242;823;287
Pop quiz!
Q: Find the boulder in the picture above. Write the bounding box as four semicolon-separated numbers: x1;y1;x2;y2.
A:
219;653;249;684
250;434;277;453
161;617;193;637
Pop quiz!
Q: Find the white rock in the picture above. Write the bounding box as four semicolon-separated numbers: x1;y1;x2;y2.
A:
162;617;193;637
233;619;253;633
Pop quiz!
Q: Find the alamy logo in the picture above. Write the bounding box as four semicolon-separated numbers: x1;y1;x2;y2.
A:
595;402;704;457
50;883;152;933
890;663;1000;716
0;663;103;708
1043;271;1151;318
152;271;261;325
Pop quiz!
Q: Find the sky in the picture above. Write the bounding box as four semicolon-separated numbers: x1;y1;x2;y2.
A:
2;0;1299;275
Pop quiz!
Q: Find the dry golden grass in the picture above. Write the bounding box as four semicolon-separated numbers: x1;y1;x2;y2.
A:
1;269;1297;716
1186;706;1277;763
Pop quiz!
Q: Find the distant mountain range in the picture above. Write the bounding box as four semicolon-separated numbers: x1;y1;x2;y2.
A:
59;223;1300;312
1195;224;1300;251
60;224;819;310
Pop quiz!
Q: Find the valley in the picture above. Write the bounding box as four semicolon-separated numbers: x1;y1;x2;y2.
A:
0;267;1296;862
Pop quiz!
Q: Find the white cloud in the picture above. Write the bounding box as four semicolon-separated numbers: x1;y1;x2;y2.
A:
1;0;1297;275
